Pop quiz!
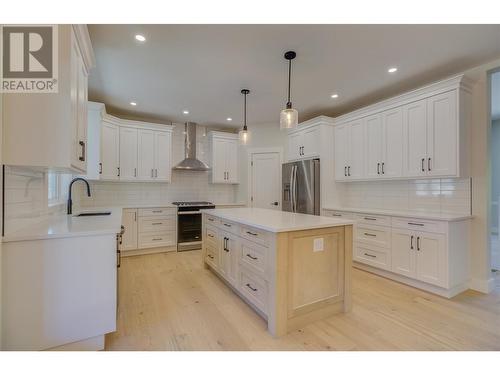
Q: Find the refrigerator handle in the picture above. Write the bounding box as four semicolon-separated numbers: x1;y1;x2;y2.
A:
293;165;298;213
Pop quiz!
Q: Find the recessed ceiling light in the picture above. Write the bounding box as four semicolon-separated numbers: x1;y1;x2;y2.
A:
331;94;339;99
227;117;232;121
135;34;146;42
388;67;398;73
130;101;137;106
183;110;189;115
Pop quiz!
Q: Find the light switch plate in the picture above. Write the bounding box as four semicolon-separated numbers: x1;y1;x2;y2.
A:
313;238;324;252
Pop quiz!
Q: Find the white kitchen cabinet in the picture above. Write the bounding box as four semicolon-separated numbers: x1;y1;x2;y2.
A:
2;25;94;173
334;120;364;180
288;132;301;160
137;129;155;180
154;131;172;182
119;127;138;181
219;230;239;287
403;99;428;177
120;209;138;251
391;229;417;278
100;120;120;180
85;102;105;180
210;132;239;184
365;114;383;179
287;126;321;161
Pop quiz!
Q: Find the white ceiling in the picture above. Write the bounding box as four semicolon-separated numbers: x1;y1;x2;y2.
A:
88;24;500;128
492;71;500;120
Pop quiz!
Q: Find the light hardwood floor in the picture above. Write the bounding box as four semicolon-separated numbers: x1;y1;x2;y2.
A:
106;250;500;350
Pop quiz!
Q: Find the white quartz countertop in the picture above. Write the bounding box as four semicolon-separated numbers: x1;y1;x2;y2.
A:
2;207;123;243
322;207;473;222
202;208;354;233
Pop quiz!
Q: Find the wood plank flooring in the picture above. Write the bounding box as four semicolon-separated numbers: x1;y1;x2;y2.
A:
105;250;500;350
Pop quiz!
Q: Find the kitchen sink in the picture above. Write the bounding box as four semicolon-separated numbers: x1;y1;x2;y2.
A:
74;211;112;217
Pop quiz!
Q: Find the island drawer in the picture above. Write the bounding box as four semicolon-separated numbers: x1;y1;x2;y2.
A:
354;243;390;270
138;207;177;217
239;267;268;314
323;210;355;219
240;225;269;246
391;217;445;234
355;224;391;248
204;225;219;245
204;214;219;225
205;241;219;269
138;216;176;233
354;213;391;227
239;239;267;277
219;219;240;234
138;231;176;249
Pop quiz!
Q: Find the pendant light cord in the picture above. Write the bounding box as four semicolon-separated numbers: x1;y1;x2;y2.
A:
287;59;292;106
244;91;247;129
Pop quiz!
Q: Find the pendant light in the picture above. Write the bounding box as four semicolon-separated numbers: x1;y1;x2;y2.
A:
280;50;298;129
239;89;250;145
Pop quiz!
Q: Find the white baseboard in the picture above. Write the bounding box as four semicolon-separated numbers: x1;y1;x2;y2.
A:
46;335;105;351
469;277;496;294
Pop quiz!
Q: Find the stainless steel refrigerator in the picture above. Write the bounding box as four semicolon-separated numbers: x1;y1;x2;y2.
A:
282;159;320;215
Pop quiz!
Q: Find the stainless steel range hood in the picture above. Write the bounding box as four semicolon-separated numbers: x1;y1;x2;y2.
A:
172;122;211;171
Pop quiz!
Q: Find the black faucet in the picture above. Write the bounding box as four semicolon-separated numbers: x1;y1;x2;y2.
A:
67;177;91;215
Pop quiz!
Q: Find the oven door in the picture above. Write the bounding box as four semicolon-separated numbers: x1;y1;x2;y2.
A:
177;211;202;251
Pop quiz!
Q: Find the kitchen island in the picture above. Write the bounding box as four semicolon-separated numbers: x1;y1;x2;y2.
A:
201;208;354;337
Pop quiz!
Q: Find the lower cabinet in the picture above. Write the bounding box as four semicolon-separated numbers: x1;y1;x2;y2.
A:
120;209;138;251
219;230;239;286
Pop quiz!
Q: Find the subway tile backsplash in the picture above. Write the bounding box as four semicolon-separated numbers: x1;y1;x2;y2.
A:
337;178;471;215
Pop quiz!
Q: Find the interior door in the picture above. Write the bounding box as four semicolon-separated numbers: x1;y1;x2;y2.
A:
137;129;155;180
251;152;281;210
382;107;404;178
100;121;119;180
426;90;457;177
404;99;427;177
334;125;348;181
119;127;138;180
349;119;365;179
154;131;171;182
391;229;416;278
416;233;446;287
120;209;138;251
225;139;238;183
365;114;383;179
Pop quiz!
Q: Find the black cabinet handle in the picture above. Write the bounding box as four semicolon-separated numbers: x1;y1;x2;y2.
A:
381;162;385;174
99;162;102;174
421;158;425;172
208;234;214;238
364;217;377;221
344;166;347;177
79;141;85;161
377;162;380;175
364;253;376;258
410;235;414;250
408;222;424;226
364;232;376;237
428;158;431;171
348;166;351;176
246;254;258;260
208;254;214;259
117;167;120;177
246;231;258;236
417;236;421;251
223;223;231;227
246;283;258;292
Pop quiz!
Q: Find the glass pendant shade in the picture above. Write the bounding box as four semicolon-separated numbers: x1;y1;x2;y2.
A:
280;107;298;129
239;127;250;145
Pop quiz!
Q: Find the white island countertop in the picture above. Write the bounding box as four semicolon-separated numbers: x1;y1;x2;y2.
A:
2;207;123;243
202;207;354;233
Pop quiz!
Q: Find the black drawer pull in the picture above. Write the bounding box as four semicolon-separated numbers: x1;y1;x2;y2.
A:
246;254;258;260
246;231;258;236
152;210;163;213
246;283;258;292
208;254;214;259
331;213;342;217
152;238;163;241
364;233;376;237
208;234;214;238
364;217;377;221
408;222;424;226
152;222;162;225
208;218;215;221
223;223;232;227
364;253;377;258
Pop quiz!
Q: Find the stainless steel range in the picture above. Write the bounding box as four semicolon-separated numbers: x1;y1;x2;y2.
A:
172;201;215;251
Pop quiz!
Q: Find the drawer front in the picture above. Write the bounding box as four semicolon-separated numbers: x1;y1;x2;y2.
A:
138;216;175;233
138;207;177;217
138;231;176;248
354;244;391;270
205;214;219;226
239;225;269;246
205;225;219;247
219;219;239;235
354;213;391;227
323;210;354;219
239;239;267;277
239;267;268;314
355;224;391;248
205;241;219;269
391;217;446;234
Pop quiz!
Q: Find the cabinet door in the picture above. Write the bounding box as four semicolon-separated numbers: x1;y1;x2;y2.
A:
403;99;427;177
120;209;138;251
391;229;417;278
288;132;301;160
119;127;138;180
137;129;155;180
100;121;120;180
416;233;446;287
154;131;172;182
426;90;457;177
220;231;239;286
382;107;404;178
348;119;365;179
334;125;349;181
302;127;321;158
212;138;228;183
70;32;86;172
364;114;383;179
225;139;239;183
75;58;88;172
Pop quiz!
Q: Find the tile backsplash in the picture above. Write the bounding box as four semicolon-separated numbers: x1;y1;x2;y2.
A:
337;178;471;215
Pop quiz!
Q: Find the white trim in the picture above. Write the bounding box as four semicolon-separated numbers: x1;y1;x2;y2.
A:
102;113;174;132
287;115;335;134
469;276;496;294
210;130;239;140
72;25;96;71
246;147;283;209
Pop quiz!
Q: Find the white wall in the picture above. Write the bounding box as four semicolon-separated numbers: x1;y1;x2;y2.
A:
1;92;3;349
491;118;500;232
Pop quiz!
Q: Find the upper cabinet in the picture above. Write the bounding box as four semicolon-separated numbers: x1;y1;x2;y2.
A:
86;107;173;183
333;75;472;182
210;132;239;184
287;126;321;161
2;25;95;173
